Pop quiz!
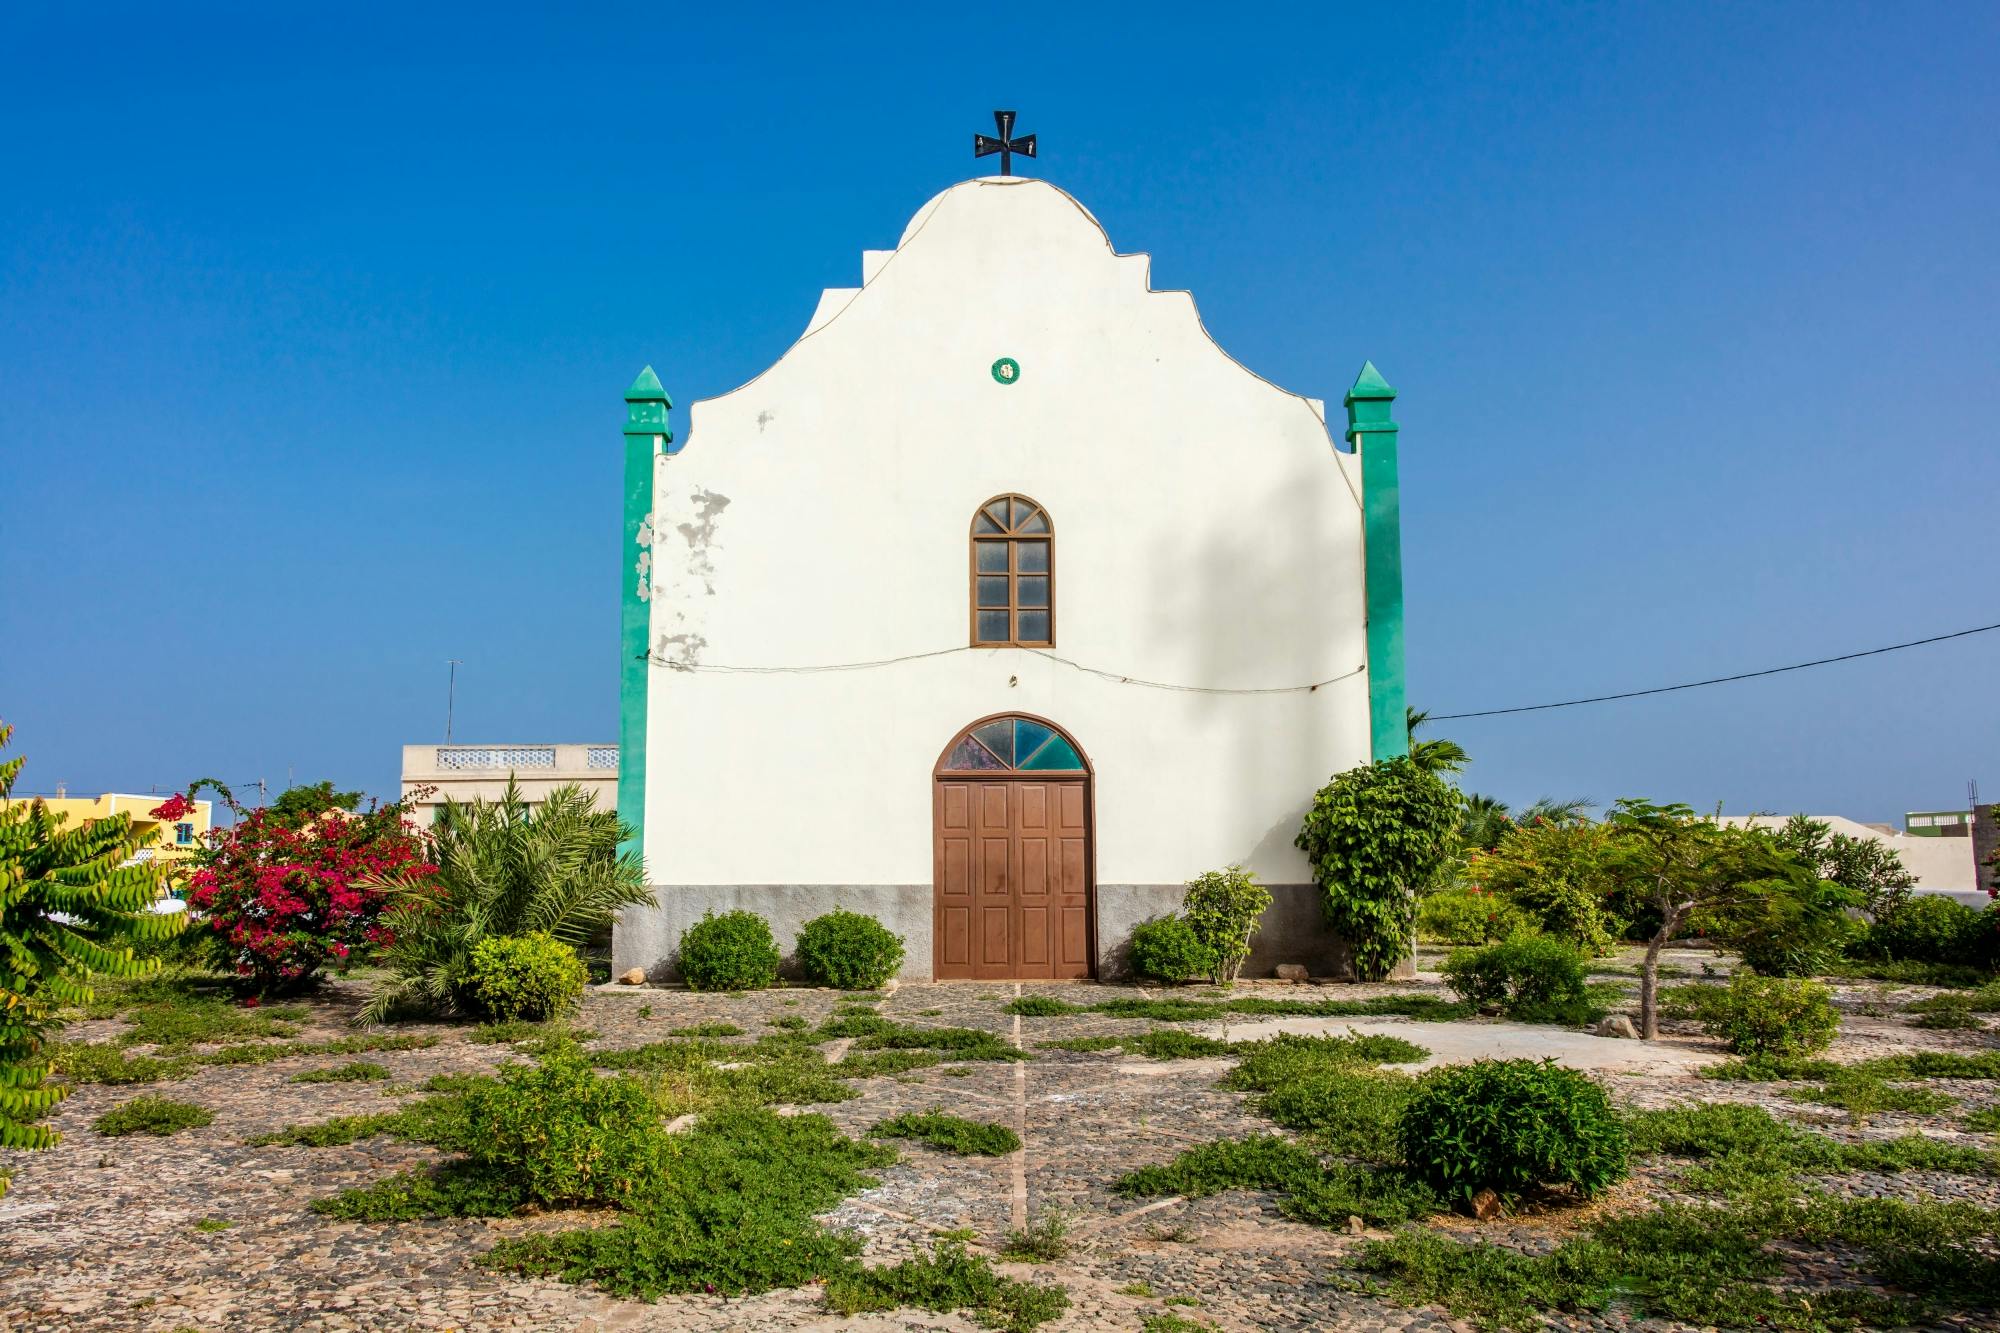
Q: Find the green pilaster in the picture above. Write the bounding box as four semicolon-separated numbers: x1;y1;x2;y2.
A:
1345;361;1406;762
620;367;672;865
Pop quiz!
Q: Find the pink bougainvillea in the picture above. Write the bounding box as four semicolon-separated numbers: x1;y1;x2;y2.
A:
181;799;435;993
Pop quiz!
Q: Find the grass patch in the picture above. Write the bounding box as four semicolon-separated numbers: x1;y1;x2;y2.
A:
871;1109;1020;1156
1034;1036;1123;1053
246;1113;407;1148
824;1239;1069;1330
92;1096;214;1137
1820;959;1995;988
1003;996;1089;1016
999;1212;1071;1263
50;1042;194;1085
1141;1315;1218;1333
1122;1030;1238;1060
672;1022;744;1037
191;1217;233;1233
1964;1106;2000;1133
469;1020;595;1045
1628;1101;1997;1191
1114;1135;1437;1226
290;1060;392;1084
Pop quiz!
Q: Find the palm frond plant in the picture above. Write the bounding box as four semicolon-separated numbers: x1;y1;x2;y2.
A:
359;781;651;1024
1405;707;1469;777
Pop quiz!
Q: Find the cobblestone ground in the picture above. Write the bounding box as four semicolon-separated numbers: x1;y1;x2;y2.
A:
4;947;1997;1332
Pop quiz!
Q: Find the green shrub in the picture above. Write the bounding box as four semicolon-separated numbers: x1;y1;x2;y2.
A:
871;1109;1020;1156
459;1047;669;1206
1295;756;1462;980
91;1095;213;1138
1466;818;1621;954
1861;895;1985;965
1691;973;1839;1058
290;1060;392;1083
1396;1059;1628;1206
1003;995;1086;1016
1733;876;1862;978
678;910;781;992
1416;887;1529;945
1180;865;1272;984
823;1238;1070;1329
468;931;587;1022
1127;915;1212;984
1441;933;1593;1025
795;910;904;989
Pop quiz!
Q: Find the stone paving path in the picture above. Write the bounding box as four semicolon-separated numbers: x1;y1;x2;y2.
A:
3;952;1996;1332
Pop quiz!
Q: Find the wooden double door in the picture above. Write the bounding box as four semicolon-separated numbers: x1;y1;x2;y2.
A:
933;777;1092;979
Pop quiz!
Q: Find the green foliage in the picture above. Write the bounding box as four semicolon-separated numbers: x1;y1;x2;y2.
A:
1114;1134;1440;1226
1396;1059;1628;1206
1733;880;1863;979
1627;1101;1997;1191
1415;887;1529;945
0;722;186;1156
360;781;651;1022
1036;1035;1123;1052
1126;915;1213;985
91;1095;213;1137
1296;757;1462;981
1180;865;1272;984
1857;894;1986;966
460;1046;672;1206
1674;974;1840;1058
1908;994;1984;1029
267;780;364;825
1088;993;1471;1023
1003;995;1086;1016
1820;957;1991;987
1227;1033;1424;1162
467;931;587;1022
1122;1030;1237;1060
823;1239;1070;1331
870;1108;1020;1156
678;910;781;993
999;1212;1072;1262
1441;933;1595;1025
1466;817;1620;954
289;1060;391;1083
191;1217;233;1232
247;1112;405;1147
795;909;905;990
1769;813;1917;919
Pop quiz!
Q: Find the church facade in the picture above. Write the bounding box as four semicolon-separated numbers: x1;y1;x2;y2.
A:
611;174;1409;981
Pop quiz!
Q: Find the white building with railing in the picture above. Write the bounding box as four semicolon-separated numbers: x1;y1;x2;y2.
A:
400;744;617;825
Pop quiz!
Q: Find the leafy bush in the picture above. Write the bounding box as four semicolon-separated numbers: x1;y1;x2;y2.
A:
1441;933;1593;1025
1859;894;1985;966
1466;818;1620;954
1181;865;1272;984
360;782;650;1022
181;784;430;994
1;723;186;1166
459;1046;669;1206
468;931;587;1022
678;910;782;992
1295;757;1462;981
1127;915;1212;984
1416;887;1529;945
1396;1059;1628;1206
823;1238;1069;1329
1733;883;1861;978
795;910;905;990
1684;973;1839;1058
871;1109;1020;1156
91;1095;214;1137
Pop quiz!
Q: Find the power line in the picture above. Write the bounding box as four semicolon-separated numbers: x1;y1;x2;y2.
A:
1430;620;2000;721
648;646;1367;696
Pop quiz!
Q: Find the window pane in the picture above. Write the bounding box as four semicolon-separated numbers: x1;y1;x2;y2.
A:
1009;498;1032;527
1017;576;1048;609
972;720;1015;765
1018;509;1049;534
975;541;1008;573
1015;719;1053;762
1016;610;1050;643
973;512;1002;534
1020;734;1083;770
985;502;1011;530
976;610;1010;642
946;737;1006;770
976;576;1011;607
1016;541;1048;573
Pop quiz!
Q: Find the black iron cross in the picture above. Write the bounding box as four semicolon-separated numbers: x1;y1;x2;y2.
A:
973;109;1036;176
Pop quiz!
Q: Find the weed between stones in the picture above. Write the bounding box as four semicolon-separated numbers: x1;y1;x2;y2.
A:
289;1061;392;1084
871;1109;1020;1156
91;1096;214;1138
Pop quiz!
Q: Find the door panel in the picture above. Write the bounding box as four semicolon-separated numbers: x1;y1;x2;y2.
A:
934;771;1092;980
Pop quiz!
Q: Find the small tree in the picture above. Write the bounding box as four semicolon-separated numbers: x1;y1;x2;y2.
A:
1769;814;1915;919
1296;757;1462;981
1180;866;1271;985
1603;800;1821;1039
0;723;184;1171
1467;816;1621;955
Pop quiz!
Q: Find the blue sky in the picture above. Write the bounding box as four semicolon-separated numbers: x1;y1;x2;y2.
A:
3;2;1995;821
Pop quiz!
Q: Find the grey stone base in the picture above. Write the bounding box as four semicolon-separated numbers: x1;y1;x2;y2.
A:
614;885;933;982
613;882;1408;983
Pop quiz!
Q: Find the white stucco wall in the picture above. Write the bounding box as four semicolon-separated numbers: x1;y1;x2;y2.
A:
626;177;1371;972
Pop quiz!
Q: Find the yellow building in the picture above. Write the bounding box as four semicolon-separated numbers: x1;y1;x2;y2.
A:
0;791;214;870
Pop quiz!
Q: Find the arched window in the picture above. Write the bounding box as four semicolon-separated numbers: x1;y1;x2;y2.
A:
970;495;1053;647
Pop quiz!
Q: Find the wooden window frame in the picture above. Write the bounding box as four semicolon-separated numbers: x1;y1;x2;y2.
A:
968;494;1054;648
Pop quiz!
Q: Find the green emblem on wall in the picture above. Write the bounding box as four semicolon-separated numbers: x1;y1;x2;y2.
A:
990;357;1021;385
